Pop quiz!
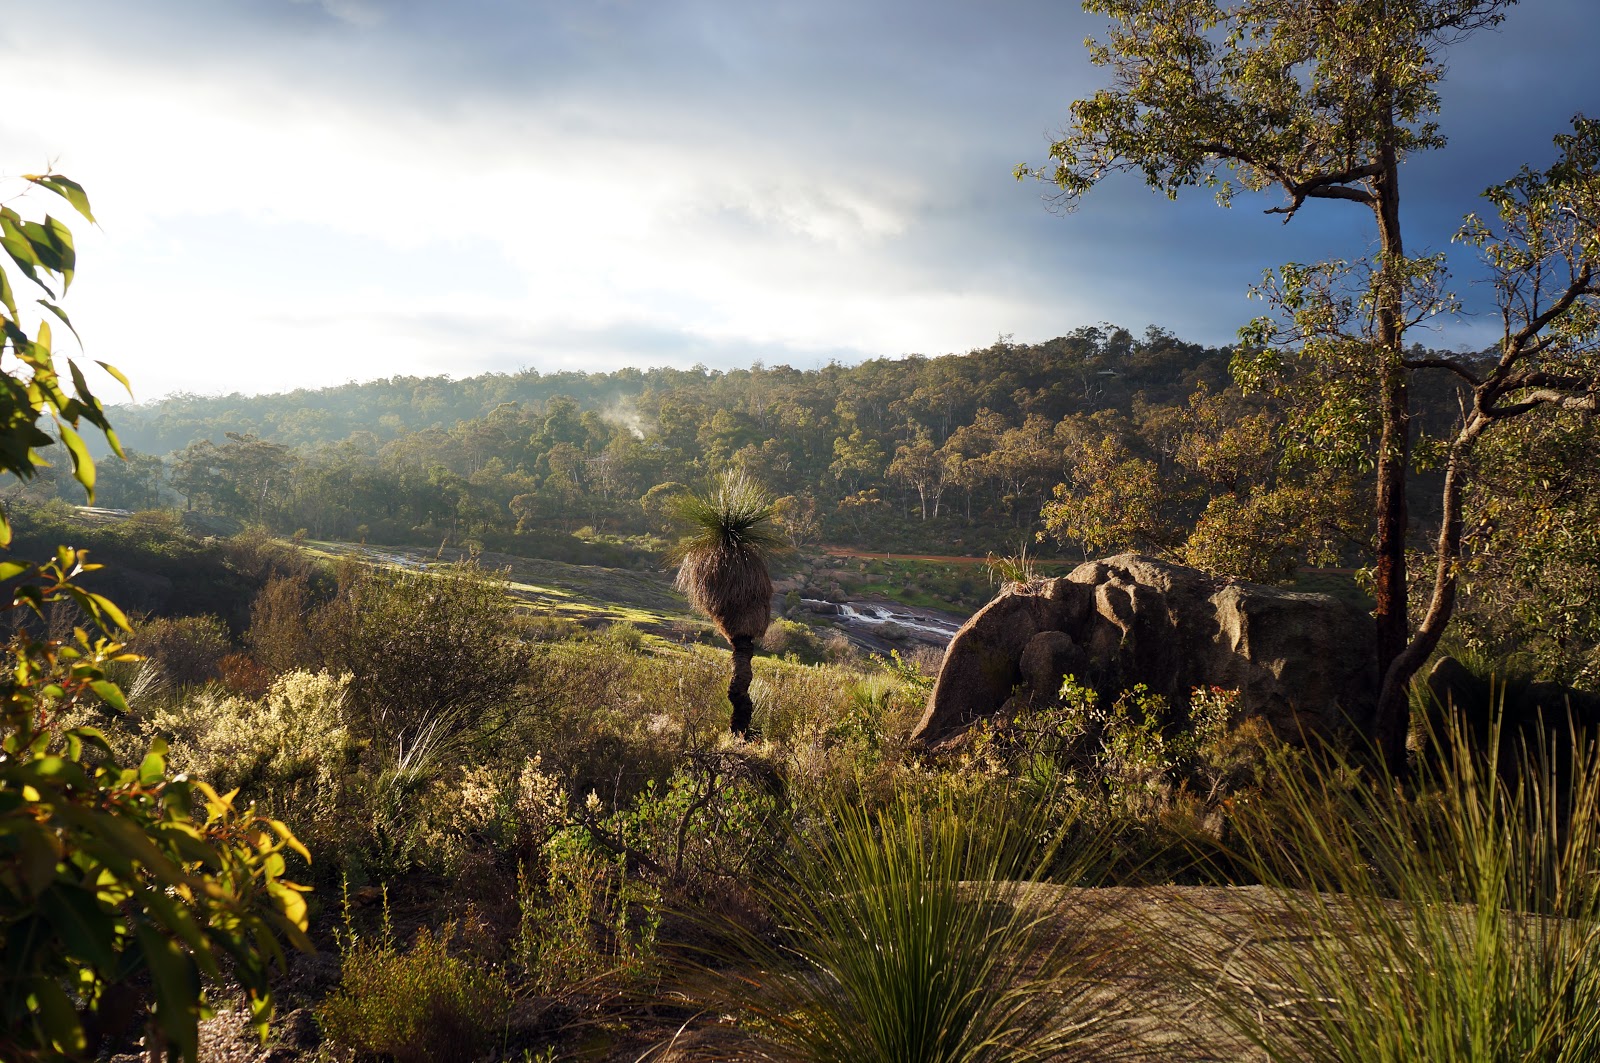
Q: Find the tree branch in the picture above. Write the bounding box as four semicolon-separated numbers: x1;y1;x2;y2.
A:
1486;389;1600;419
1506;263;1595;358
1401;356;1483;386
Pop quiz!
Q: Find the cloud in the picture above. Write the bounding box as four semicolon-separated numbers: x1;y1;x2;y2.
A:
1;0;1595;398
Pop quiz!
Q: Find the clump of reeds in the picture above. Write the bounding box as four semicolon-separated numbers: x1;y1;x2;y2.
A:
697;784;1129;1063
1190;710;1600;1062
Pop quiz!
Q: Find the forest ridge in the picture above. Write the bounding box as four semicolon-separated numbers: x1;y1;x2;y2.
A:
48;326;1459;563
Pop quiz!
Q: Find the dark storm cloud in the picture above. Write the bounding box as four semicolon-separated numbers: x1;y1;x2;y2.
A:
5;0;1596;396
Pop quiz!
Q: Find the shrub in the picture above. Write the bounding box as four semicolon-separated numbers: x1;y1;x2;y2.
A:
151;670;352;800
513;827;661;993
245;572;320;675
322;559;532;747
127;613;232;688
320;910;511;1063
762;616;827;662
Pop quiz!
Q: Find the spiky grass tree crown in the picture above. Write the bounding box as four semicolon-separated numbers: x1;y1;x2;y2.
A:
669;472;787;643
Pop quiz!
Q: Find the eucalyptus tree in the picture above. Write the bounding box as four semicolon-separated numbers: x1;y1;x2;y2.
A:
670;473;788;737
1020;0;1599;771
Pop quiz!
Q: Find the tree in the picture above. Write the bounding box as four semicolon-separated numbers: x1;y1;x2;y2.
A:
0;173;309;1061
1021;0;1598;771
670;473;787;737
886;427;952;520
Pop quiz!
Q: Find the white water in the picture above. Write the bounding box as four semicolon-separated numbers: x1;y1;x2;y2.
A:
800;599;964;642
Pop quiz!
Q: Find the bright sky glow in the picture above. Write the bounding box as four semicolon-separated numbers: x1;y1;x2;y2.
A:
1;1;1595;400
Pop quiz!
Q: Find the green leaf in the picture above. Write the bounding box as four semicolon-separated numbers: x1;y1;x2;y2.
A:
42;302;82;349
86;592;131;632
137;746;167;787
8;820;62;898
96;360;134;399
30;175;96;225
0;559;33;581
0;262;16;320
39;885;119;973
89;680;128;714
28;975;87;1056
55;421;94;500
137;924;202;1063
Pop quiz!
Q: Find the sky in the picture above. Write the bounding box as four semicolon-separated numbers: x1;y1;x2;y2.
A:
0;0;1596;401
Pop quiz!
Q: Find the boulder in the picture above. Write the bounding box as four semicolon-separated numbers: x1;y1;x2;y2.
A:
1424;654;1600;770
913;553;1376;746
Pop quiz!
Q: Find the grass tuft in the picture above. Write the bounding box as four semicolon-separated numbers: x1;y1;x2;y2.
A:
1186;711;1600;1062
699;785;1129;1062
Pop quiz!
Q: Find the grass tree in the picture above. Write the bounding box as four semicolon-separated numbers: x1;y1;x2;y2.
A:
670;472;787;736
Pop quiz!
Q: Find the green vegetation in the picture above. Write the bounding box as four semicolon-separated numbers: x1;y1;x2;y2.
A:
713;786;1119;1063
1188;715;1600;1061
669;472;788;735
1019;0;1600;768
5;504;1596;1061
3;3;1597;1060
0;175;308;1062
319;899;513;1063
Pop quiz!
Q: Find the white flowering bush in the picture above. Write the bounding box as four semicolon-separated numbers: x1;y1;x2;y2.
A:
151;669;353;805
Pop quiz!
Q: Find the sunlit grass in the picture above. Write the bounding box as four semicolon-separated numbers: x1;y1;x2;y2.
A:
703;785;1129;1063
1187;713;1600;1062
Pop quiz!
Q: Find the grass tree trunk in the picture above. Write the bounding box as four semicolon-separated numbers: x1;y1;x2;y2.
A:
729;634;756;736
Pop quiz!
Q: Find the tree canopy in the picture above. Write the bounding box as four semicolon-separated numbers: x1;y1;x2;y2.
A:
1021;0;1599;770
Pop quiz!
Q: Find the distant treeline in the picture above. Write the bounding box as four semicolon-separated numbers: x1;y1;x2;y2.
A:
19;325;1465;561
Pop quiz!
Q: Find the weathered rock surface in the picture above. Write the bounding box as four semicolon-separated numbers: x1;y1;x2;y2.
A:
913;553;1377;745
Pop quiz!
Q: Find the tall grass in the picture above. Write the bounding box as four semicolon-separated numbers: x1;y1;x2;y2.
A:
707;785;1125;1063
1192;712;1600;1062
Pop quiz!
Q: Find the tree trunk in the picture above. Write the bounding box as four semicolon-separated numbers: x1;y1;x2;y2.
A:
1379;420;1486;762
1370;114;1415;776
728;634;756;736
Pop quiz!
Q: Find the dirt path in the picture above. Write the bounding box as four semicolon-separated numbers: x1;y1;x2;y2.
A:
821;545;1008;566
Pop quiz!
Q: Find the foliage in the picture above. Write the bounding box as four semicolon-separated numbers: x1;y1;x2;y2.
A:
147;671;353;826
1192;713;1600;1061
0;548;311;1061
0;171;127;546
671;471;789;735
319;897;511;1063
513;826;660;992
126;613;232;690
710;785;1124;1063
669;471;787;643
0;174;310;1062
321;559;532;749
1020;0;1599;770
1456;411;1600;688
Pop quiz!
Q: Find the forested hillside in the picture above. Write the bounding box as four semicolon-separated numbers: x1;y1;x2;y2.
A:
11;321;1593;684
41;327;1412;556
